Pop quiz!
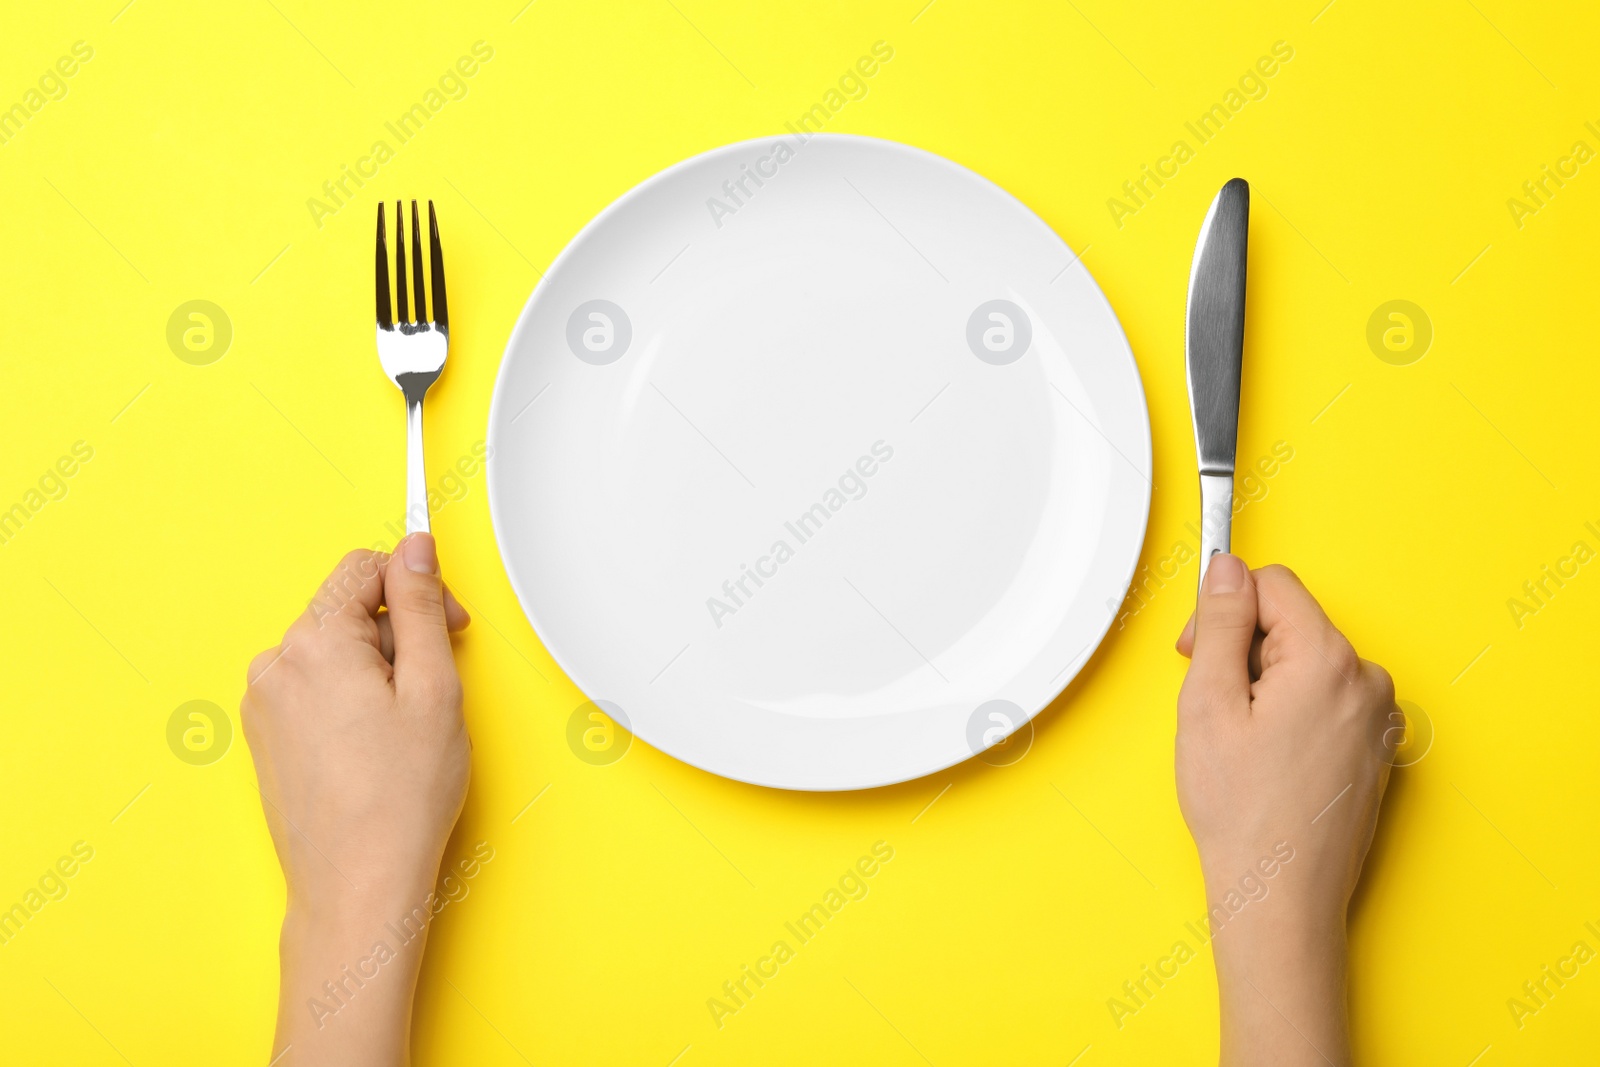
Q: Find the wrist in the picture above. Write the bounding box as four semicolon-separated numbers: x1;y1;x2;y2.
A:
1210;909;1350;1067
287;848;442;916
283;866;442;952
1209;904;1346;973
1197;843;1346;959
275;875;438;1062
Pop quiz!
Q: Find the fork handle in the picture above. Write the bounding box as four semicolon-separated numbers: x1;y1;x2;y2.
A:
406;393;429;536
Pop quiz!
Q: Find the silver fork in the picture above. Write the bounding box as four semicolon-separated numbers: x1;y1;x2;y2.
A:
376;199;449;535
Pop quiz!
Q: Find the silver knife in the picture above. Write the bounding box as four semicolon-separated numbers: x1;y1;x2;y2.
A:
1185;178;1249;592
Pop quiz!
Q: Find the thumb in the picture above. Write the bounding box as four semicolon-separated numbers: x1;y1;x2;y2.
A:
1182;554;1258;715
385;534;458;703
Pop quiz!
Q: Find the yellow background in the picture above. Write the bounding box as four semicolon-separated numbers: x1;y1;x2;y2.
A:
3;0;1598;1063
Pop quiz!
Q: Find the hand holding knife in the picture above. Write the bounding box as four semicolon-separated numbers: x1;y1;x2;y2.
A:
1185;178;1250;592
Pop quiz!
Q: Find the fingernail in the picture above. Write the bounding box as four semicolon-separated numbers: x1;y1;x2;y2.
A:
402;534;439;575
1206;553;1244;594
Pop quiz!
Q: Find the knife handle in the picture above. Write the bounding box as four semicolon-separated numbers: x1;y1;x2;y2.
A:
1197;472;1233;592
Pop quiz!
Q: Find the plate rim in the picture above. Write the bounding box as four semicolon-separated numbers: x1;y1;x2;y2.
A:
485;131;1153;791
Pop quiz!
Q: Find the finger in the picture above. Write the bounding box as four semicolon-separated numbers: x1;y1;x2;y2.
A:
329;556;464;662
1181;554;1258;715
1251;564;1339;642
1360;658;1396;709
1250;564;1357;678
384;533;460;704
305;548;466;629
381;590;465;664
443;583;471;632
1177;576;1262;660
247;645;287;687
314;549;388;620
291;549;390;643
376;615;395;663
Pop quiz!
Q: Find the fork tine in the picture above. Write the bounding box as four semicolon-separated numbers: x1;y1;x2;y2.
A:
428;201;448;331
376;202;392;330
410;200;427;325
395;200;409;324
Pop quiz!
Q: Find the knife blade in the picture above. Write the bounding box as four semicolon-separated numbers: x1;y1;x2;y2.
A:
1185;177;1249;592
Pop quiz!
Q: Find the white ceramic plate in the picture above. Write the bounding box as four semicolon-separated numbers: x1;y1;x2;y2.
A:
487;133;1150;790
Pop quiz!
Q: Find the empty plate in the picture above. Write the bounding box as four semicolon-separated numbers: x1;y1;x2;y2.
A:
487;133;1150;790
